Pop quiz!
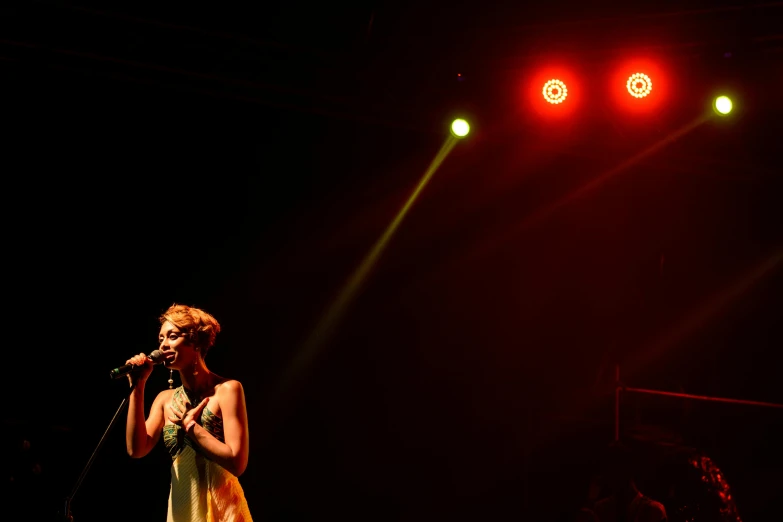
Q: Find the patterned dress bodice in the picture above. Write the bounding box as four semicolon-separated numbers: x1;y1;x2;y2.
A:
160;385;253;521
163;386;224;460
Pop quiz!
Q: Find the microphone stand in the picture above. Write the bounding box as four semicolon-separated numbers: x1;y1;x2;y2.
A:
60;382;135;521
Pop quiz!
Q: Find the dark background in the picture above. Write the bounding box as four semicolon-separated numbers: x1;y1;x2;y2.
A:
2;1;782;521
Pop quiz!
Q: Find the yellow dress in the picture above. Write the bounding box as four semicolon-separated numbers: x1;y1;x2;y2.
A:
162;386;253;522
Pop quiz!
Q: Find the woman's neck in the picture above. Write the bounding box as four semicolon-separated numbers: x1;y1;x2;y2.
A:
179;370;213;398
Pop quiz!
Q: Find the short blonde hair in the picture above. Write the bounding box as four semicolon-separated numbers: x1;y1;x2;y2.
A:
160;303;221;355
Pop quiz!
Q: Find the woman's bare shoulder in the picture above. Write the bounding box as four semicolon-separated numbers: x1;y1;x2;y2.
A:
216;378;244;394
152;388;177;404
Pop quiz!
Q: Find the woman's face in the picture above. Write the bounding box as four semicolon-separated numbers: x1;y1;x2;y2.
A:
158;320;195;370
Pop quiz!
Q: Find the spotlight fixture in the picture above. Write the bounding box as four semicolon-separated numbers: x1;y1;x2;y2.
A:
450;118;470;138
542;79;568;104
714;95;733;115
627;73;652;98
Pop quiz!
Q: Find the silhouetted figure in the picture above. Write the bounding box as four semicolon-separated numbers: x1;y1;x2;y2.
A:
579;442;667;522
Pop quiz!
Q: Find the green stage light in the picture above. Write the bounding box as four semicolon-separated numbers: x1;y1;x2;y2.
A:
714;95;733;115
451;118;470;138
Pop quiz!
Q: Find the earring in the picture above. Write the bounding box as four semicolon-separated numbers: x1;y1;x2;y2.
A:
168;369;174;389
192;346;199;376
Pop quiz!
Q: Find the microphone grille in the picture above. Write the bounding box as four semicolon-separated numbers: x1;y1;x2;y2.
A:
149;349;164;362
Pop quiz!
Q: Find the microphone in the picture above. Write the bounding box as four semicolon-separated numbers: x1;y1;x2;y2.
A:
109;350;165;379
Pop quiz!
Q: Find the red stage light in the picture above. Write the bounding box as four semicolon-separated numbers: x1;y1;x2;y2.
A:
609;57;668;114
542;79;568;104
523;63;581;123
627;73;652;98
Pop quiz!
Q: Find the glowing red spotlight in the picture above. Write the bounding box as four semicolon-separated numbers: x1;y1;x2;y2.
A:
627;73;652;98
523;63;581;122
608;56;669;115
542;79;568;104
